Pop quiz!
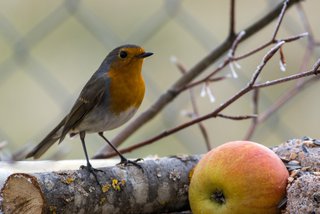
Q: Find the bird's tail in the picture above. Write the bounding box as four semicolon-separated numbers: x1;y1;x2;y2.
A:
26;117;67;159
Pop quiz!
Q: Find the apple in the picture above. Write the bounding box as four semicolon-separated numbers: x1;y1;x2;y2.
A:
188;141;288;214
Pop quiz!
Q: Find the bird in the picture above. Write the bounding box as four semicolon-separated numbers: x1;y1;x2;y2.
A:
26;44;153;173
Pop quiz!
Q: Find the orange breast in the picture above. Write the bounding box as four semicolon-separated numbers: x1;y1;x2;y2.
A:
107;62;145;115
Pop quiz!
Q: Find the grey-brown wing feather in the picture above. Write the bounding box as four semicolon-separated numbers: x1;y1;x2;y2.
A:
26;75;106;159
59;76;106;142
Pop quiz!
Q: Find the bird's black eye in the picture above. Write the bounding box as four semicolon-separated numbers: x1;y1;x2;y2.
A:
119;51;128;58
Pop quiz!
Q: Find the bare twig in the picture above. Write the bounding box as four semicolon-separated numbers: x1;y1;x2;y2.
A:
183;10;308;92
233;32;308;61
207;76;228;82
250;42;285;84
271;0;289;41
312;59;320;74
258;77;317;125
183;30;246;91
172;57;212;151
243;2;320;140
229;0;236;37
216;114;257;120
182;61;230;91
244;88;259;140
253;68;320;88
296;2;314;42
229;31;246;57
231;0;305;63
93;0;304;159
251;67;320;135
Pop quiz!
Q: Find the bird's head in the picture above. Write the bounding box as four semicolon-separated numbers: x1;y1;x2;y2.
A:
104;44;153;72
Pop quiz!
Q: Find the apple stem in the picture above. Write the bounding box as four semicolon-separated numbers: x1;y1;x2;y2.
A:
211;189;226;205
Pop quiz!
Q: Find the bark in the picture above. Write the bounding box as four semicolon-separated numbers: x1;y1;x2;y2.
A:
272;137;320;213
1;155;200;214
2;137;320;214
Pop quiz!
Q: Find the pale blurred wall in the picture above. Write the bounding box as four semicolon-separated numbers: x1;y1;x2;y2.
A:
0;0;319;159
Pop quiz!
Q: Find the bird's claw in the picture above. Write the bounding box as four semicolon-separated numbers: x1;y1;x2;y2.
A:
80;164;104;173
80;164;104;186
118;157;144;170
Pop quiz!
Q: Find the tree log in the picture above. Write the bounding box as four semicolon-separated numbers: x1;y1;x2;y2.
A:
1;155;200;214
2;137;320;213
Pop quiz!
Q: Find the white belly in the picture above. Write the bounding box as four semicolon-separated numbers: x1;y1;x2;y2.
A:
74;106;138;133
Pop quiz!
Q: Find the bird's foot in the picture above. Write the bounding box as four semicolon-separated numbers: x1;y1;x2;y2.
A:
117;156;144;170
80;163;104;172
80;163;104;186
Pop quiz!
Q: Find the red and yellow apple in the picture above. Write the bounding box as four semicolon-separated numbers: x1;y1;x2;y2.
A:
188;141;288;214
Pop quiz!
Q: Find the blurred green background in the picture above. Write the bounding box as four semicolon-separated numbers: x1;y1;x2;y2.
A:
0;0;319;160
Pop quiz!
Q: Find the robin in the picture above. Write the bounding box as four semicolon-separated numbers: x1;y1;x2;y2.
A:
26;44;153;173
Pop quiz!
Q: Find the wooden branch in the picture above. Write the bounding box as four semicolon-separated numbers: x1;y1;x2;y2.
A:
1;156;200;214
2;137;320;213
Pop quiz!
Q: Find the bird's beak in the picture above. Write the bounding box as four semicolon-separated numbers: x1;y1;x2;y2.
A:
136;52;153;58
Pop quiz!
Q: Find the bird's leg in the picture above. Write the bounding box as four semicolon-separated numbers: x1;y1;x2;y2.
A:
79;131;103;185
98;132;143;169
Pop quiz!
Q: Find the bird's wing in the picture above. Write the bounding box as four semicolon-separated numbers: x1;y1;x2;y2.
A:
59;75;107;142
